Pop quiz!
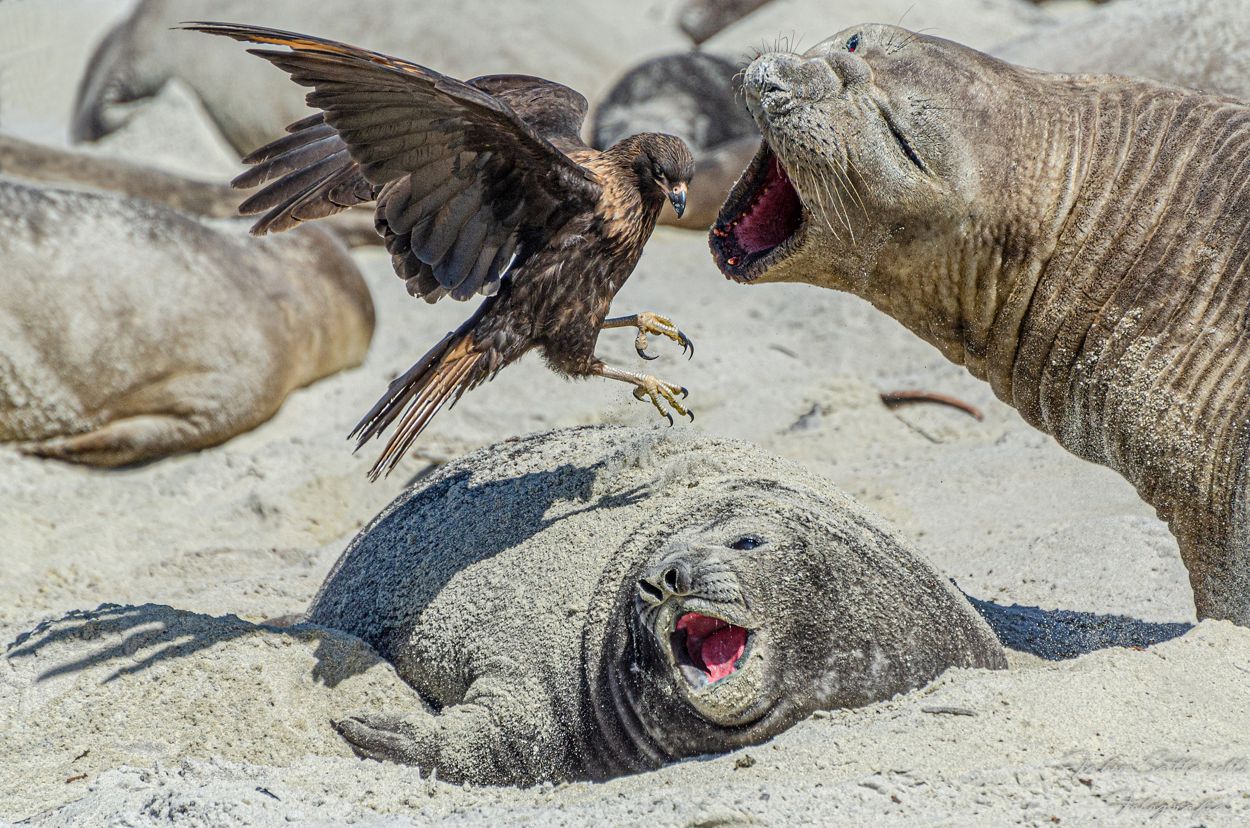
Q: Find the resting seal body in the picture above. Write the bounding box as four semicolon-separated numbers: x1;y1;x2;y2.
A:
710;25;1250;623
0;177;374;465
72;0;683;155
996;0;1250;102
308;426;1006;784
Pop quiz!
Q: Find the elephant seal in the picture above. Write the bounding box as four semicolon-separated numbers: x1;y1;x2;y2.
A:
710;25;1250;624
0;134;380;246
71;0;684;156
996;0;1250;102
0;176;374;465
308;425;1006;785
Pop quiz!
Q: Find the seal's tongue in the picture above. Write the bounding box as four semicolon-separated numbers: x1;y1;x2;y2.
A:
676;612;747;682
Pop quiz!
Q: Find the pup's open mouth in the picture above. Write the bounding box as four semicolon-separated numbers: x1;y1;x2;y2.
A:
670;612;750;688
710;142;805;283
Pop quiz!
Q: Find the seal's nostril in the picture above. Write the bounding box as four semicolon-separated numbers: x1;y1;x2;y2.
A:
762;81;788;96
663;567;680;591
637;578;664;604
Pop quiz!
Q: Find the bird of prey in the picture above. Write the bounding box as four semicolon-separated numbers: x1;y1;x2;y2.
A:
184;23;696;479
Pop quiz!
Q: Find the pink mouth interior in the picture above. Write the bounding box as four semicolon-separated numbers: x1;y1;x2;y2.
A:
712;153;803;269
734;157;802;255
676;612;748;682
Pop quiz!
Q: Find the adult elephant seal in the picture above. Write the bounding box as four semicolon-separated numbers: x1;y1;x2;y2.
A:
709;24;1250;624
1;177;374;465
309;425;1006;785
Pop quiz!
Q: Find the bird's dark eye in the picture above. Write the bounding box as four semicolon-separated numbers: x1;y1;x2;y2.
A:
730;536;764;551
652;164;664;178
847;33;860;52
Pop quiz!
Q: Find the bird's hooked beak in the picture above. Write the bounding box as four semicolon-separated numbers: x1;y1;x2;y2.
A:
667;182;687;219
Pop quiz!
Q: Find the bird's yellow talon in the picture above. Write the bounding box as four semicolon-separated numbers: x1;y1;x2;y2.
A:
605;312;695;361
630;374;691;423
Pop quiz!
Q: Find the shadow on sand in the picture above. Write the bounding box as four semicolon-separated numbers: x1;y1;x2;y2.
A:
969;596;1192;660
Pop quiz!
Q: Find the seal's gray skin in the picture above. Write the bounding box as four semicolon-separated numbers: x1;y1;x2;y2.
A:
0;177;374;465
996;0;1250;102
0;135;381;247
593;52;758;229
308;426;1006;785
676;0;773;45
714;25;1250;624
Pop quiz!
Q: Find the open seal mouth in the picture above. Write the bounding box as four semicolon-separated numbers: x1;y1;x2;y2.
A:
670;611;751;688
710;141;805;283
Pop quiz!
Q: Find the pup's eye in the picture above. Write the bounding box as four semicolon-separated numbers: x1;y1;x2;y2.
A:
847;33;860;52
730;536;764;551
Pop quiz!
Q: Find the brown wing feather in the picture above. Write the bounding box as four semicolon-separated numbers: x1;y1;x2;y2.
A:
184;22;602;302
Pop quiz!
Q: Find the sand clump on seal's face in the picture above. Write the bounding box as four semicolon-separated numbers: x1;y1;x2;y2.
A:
308;425;1005;785
0;177;374;465
710;24;1250;624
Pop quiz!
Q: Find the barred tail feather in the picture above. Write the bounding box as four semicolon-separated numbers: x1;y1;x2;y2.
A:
350;315;489;480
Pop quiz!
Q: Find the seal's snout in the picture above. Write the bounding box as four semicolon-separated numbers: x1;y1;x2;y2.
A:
637;559;693;605
743;53;837;122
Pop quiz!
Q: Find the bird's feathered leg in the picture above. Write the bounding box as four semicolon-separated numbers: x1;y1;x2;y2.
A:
602;312;694;361
593;364;694;425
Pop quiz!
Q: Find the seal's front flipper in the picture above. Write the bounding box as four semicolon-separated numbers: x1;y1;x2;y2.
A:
19;414;208;467
334;672;554;784
334;712;432;765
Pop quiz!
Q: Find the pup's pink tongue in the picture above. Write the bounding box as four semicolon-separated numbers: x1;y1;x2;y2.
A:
676;613;748;682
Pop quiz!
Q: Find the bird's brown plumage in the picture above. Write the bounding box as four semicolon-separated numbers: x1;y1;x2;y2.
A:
184;23;696;479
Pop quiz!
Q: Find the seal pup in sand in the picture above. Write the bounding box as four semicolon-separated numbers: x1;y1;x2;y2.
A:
710;24;1250;624
309;425;1006;784
0;177;373;466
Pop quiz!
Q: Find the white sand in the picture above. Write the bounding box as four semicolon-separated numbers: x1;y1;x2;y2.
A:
4;0;1250;824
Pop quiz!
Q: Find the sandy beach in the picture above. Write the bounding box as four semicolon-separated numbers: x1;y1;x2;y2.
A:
2;0;1248;824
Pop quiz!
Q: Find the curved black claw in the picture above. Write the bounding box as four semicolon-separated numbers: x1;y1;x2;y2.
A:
686;409;695;422
679;386;690;399
664;412;675;427
679;333;695;360
636;345;659;361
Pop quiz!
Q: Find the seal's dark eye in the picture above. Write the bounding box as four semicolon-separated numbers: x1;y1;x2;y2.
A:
847;33;860;53
730;536;764;551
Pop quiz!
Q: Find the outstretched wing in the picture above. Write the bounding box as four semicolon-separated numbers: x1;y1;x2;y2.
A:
465;74;590;150
184;22;602;302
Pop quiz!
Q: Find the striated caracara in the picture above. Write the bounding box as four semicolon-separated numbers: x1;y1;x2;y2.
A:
184;23;697;479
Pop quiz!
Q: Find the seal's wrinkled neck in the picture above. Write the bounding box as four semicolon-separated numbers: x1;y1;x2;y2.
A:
991;82;1250;581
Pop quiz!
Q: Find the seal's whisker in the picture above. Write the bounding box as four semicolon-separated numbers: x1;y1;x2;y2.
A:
836;149;870;219
895;4;918;29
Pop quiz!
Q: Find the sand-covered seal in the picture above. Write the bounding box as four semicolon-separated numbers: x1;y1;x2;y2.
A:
710;25;1250;624
308;425;1006;784
0;177;374;465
